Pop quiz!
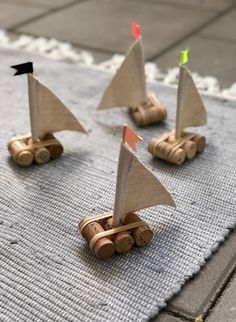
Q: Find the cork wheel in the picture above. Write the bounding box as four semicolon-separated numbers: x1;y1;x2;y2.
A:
47;143;63;160
16;150;34;167
34;147;51;165
183;140;197;160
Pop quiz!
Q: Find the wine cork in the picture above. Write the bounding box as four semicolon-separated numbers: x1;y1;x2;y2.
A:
129;106;145;126
148;139;172;159
147;93;167;123
167;133;197;160
168;147;186;165
26;137;51;165
167;134;194;165
34;147;51;165
192;134;206;153
166;134;176;144
129;98;167;127
100;217;134;254
79;217;115;261
43;133;64;159
183;140;197;160
122;213;153;247
8;140;33;166
148;139;186;165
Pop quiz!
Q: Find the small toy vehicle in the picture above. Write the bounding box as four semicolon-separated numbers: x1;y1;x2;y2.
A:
148;131;205;166
8;133;63;166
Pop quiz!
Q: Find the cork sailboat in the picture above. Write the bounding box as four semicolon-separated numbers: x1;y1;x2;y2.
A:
8;62;87;166
97;23;167;127
148;49;207;165
79;125;175;261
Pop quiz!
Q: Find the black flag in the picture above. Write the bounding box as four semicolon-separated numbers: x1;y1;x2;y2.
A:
11;62;33;76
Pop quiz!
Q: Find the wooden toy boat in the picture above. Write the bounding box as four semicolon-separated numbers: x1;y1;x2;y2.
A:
97;23;167;127
79;125;175;260
8;62;87;166
148;50;207;165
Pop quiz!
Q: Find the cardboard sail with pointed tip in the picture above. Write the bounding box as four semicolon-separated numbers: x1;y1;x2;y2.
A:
112;142;175;226
28;74;86;141
97;38;146;110
175;65;207;138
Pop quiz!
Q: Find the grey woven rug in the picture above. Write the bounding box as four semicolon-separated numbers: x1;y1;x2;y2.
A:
0;48;236;322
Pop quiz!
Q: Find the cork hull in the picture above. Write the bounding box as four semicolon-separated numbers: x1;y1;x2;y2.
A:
8;133;63;166
129;92;167;126
79;212;153;261
148;131;206;166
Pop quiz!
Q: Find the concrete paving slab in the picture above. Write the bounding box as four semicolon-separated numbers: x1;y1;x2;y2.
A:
155;35;236;88
206;273;236;322
164;228;236;321
0;3;46;29
16;0;215;60
0;0;81;9
201;8;236;42
152;312;185;322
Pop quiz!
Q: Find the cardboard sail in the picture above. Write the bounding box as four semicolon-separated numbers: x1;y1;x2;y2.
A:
175;65;207;138
97;38;146;110
113;142;175;226
28;74;86;141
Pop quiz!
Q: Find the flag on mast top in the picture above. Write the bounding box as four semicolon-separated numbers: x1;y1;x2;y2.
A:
180;48;189;65
122;124;143;152
11;62;33;76
132;22;141;39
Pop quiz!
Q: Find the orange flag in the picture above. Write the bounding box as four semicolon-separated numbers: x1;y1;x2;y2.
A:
132;22;141;39
122;125;142;152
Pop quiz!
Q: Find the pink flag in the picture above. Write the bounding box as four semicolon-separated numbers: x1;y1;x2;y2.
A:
132;22;141;39
122;124;142;152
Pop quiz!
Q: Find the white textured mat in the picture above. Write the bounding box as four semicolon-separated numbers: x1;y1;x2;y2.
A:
0;48;236;322
1;29;236;99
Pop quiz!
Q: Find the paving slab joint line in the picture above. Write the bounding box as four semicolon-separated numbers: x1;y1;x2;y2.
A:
156;310;192;322
165;308;196;322
204;264;236;321
6;0;89;32
149;2;236;61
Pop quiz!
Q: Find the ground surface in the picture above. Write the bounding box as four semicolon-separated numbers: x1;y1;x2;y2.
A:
1;0;236;89
1;1;236;321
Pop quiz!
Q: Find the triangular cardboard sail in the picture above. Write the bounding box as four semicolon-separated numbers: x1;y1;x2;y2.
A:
175;65;207;138
28;74;86;141
113;142;175;226
97;38;146;110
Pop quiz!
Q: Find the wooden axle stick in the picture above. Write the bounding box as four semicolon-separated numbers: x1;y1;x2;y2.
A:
8;133;31;145
79;212;113;233
13;138;61;153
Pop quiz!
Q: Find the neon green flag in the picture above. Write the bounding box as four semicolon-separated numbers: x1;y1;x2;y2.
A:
180;48;189;65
